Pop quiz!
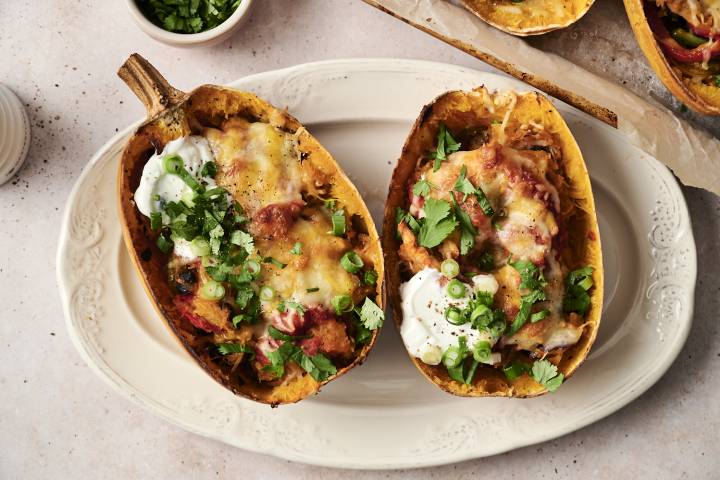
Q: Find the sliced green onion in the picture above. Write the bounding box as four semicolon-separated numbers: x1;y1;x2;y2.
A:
577;276;593;291
190;238;211;257
447;279;466;299
363;269;378;286
470;304;491;323
156;235;173;254
150;212;162;230
259;285;276;301
331;210;346;236
331;294;353;315
442;346;463;368
244;259;261;277
340;251;363;273
263;256;287;269
199;280;225;300
472;341;492;363
445;306;466;325
440;258;460;279
162;154;183;174
530;309;550;323
306;287;320;293
290;242;302;255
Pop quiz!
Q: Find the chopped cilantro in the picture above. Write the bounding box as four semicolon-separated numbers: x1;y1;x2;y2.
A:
563;266;594;315
429;123;461;171
412;178;432;197
137;0;242;34
358;297;384;330
531;359;564;392
229;230;254;255
451;193;477;255
216;343;254;358
453;165;476;202
417;197;458;249
299;352;337;382
503;360;531;381
290;242;303;255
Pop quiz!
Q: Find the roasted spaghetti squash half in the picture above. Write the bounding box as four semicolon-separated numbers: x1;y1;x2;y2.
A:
383;87;602;397
118;55;384;406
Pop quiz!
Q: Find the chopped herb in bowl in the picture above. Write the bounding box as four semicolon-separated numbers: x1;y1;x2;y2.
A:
137;0;242;34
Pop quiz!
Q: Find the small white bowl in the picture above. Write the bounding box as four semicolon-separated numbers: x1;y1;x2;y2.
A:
0;84;30;186
125;0;253;48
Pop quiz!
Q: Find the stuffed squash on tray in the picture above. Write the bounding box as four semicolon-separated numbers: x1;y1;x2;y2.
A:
117;54;384;405
462;0;596;36
625;0;720;114
383;87;602;397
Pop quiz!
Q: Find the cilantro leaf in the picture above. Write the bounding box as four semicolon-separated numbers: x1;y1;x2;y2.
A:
429;124;461;171
563;266;594;315
503;360;531;381
451;193;476;256
353;318;373;345
216;343;254;359
299;352;337;382
358;297;384;330
264;342;296;379
412;179;432;197
531;359;564;392
230;230;254;255
290;242;303;255
453;165;476;201
267;325;309;341
417;198;458;248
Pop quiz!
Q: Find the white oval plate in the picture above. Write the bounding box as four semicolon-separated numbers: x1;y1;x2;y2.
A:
57;59;696;469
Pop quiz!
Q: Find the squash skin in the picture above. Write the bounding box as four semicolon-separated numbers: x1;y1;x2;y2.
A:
118;84;384;406
382;87;603;397
462;0;596;36
624;0;720;115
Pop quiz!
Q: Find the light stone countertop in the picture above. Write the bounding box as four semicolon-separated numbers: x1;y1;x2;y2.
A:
1;1;719;478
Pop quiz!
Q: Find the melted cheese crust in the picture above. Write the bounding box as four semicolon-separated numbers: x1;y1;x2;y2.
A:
205;118;303;216
257;207;361;311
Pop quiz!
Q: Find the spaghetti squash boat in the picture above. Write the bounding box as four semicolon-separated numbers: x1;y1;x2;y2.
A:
117;55;384;406
462;0;596;36
625;0;720;114
383;87;602;397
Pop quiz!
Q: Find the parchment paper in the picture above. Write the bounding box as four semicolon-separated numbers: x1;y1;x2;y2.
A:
365;0;720;195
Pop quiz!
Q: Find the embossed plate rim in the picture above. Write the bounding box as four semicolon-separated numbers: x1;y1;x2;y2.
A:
57;58;696;469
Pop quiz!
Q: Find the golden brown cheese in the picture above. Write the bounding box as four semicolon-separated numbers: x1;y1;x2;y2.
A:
257;207;361;311
205;118;303;216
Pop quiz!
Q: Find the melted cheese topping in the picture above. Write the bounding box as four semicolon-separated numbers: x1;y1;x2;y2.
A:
257;208;360;311
205;118;302;215
661;0;720;32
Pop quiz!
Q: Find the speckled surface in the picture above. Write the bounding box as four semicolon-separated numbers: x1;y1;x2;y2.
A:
1;1;719;478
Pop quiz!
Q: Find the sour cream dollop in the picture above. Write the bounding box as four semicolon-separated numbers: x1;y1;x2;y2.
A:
134;136;218;261
134;136;217;217
400;268;500;366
